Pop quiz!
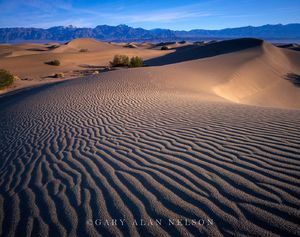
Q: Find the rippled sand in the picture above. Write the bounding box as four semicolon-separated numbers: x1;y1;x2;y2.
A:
1;68;300;236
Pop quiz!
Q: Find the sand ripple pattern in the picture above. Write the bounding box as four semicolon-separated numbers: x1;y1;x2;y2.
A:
1;71;300;237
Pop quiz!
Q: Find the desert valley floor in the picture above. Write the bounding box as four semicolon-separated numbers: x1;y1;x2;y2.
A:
0;39;300;237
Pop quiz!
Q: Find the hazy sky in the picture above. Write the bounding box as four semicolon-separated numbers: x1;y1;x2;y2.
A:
0;0;299;30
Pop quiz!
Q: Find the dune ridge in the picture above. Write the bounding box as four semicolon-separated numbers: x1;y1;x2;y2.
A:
1;38;300;109
212;41;300;106
53;38;117;53
146;39;300;109
0;38;168;89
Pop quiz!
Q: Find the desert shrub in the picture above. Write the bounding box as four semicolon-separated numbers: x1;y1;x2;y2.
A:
129;56;143;67
110;55;130;67
109;55;144;68
45;59;60;66
53;72;64;78
285;73;300;86
0;69;14;89
79;48;88;52
161;46;169;50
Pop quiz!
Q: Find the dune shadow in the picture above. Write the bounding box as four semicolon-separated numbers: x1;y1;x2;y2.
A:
79;64;105;69
0;51;12;57
285;73;300;86
277;44;300;52
26;48;48;51
145;38;263;66
0;80;69;110
46;45;60;50
154;41;176;47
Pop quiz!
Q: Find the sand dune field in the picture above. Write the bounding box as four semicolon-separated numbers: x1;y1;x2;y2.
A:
0;38;170;95
0;38;300;237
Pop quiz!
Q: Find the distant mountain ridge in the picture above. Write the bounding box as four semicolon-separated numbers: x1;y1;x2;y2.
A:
0;24;299;42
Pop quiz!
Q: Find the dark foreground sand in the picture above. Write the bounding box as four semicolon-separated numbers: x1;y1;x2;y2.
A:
1;68;300;236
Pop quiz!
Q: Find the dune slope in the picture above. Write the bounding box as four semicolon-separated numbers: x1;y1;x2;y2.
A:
1;38;299;109
137;40;300;109
213;41;300;108
0;38;169;94
1;68;300;236
145;38;264;66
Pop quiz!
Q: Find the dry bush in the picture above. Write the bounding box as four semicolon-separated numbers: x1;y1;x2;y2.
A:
0;69;14;89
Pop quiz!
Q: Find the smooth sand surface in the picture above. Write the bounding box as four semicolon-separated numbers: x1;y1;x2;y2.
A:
1;38;299;109
0;38;300;237
0;38;170;95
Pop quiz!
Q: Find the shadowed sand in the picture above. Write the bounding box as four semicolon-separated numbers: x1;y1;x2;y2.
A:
0;38;300;237
145;38;264;66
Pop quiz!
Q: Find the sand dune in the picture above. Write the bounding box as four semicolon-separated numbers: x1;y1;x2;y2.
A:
1;38;300;109
0;43;56;57
53;38;117;53
145;38;300;111
212;41;300;108
142;39;300;109
1;69;300;236
0;38;300;237
145;38;264;66
0;38;169;94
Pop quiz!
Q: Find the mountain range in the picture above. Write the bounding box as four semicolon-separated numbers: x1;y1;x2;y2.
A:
0;24;299;42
